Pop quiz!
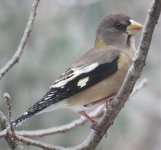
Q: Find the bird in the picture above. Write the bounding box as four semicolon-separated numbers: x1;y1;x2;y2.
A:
12;13;143;128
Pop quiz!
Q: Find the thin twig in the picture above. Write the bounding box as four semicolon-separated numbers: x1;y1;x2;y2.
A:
10;132;64;150
0;0;40;80
3;93;13;131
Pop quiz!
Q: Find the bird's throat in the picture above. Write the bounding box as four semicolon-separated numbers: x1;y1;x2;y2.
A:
95;37;109;49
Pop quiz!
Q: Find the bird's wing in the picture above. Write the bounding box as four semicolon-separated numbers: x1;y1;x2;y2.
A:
13;48;120;127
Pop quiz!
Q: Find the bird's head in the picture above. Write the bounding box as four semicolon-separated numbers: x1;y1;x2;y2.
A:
95;13;143;50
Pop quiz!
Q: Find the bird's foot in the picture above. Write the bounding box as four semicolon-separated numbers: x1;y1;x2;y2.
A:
79;111;98;130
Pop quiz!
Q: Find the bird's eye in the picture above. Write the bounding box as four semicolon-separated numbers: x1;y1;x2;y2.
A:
115;22;124;30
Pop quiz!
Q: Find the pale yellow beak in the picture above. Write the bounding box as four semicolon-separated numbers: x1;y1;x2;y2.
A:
127;19;143;35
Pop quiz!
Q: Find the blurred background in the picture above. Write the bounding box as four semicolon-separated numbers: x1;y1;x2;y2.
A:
0;0;160;149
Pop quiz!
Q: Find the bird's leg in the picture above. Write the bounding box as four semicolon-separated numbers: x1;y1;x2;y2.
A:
85;95;115;107
79;95;115;130
79;111;97;130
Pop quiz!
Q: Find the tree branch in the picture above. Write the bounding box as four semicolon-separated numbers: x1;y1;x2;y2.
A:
0;0;40;80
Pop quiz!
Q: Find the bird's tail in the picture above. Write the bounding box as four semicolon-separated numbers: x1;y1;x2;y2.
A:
12;89;63;128
12;100;64;128
12;101;55;128
12;111;32;128
12;101;54;128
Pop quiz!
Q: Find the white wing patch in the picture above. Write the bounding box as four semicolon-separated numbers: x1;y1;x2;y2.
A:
50;63;98;88
77;77;89;88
